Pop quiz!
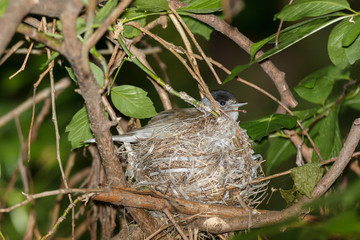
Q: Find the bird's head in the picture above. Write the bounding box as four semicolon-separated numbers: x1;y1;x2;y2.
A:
201;89;247;121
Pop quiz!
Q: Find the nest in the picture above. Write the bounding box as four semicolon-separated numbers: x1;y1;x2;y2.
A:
123;114;268;208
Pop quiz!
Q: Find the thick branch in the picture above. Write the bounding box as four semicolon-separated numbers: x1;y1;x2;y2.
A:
30;0;71;17
312;118;360;198
16;23;63;54
59;1;158;235
94;188;254;218
0;0;37;57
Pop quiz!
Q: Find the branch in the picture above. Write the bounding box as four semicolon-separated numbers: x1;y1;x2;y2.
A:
59;1;158;235
312;118;360;198
93;187;255;218
169;0;297;109
0;188;98;213
0;78;71;128
84;0;133;51
30;0;75;18
16;23;63;54
0;0;37;57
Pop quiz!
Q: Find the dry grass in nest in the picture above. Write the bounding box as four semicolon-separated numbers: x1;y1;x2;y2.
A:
123;114;268;209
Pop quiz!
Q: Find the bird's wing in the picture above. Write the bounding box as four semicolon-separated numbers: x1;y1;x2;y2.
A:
83;108;201;143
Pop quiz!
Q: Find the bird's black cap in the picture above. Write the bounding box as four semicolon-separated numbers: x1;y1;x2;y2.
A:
210;90;237;105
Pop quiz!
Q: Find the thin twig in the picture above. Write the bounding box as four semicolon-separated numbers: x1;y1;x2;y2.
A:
126;22;202;89
27;62;54;161
41;193;95;240
0;77;71;128
275;0;294;48
9;19;43;79
0;189;101;213
130;45;172;110
84;0;133;52
15;117;30;193
49;151;77;232
43;16;75;239
0;40;25;65
163;208;189;240
169;0;297;109
251;151;360;184
30;98;52;142
224;69;322;161
169;5;222;85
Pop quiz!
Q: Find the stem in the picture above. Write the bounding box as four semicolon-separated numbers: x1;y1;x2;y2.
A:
117;36;220;117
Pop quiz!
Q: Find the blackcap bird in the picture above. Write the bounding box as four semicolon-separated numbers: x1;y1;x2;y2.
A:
85;90;246;143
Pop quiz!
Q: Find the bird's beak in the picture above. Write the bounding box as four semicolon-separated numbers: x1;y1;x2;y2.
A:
232;102;247;109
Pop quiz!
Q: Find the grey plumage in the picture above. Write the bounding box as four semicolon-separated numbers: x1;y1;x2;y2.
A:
84;90;246;144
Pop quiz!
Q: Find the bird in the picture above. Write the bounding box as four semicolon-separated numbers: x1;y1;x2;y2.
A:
84;89;246;143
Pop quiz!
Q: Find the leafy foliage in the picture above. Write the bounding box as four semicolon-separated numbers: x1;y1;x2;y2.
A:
294;66;350;104
266;137;296;174
291;163;323;198
241;114;297;141
275;0;351;21
133;0;168;12
177;0;222;13
110;85;157;119
65;107;94;150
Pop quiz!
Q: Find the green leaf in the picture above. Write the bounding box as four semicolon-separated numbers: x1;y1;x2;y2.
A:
344;16;360;64
57;17;86;35
40;52;60;70
76;17;87;35
133;0;168;12
345;35;360;64
328;18;353;69
122;8;147;38
66;107;94;150
223;63;252;84
228;16;346;82
291;163;323;198
94;0;118;25
310;105;342;162
279;186;303;206
258;16;345;62
90;62;104;87
266;137;296;174
178;0;222;13
0;0;8;17
65;64;104;86
65;66;77;83
111;85;157;119
343;87;360;111
182;16;213;40
294;66;350;104
293;107;319;121
241;114;297;141
342;18;360;47
276;0;351;21
250;15;345;60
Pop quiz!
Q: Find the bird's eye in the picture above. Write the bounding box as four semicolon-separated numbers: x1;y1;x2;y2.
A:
220;100;226;106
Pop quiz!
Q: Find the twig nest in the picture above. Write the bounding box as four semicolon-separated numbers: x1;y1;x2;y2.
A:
124;114;268;208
